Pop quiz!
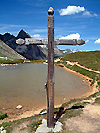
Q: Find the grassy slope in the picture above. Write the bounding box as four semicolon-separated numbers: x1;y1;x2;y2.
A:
61;51;100;71
55;51;100;88
0;40;25;59
0;40;26;64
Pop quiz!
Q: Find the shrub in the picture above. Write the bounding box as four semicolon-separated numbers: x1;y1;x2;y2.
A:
98;82;100;86
0;112;7;120
94;97;100;104
58;65;64;67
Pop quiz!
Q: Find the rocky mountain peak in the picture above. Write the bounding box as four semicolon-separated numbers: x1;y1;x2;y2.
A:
1;33;15;42
17;29;31;39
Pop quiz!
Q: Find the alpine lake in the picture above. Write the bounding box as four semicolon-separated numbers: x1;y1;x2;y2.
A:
0;63;90;112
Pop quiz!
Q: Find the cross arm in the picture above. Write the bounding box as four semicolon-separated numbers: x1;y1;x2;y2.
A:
16;38;85;45
55;39;85;45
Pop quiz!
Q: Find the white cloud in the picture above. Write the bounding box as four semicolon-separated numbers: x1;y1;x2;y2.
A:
83;11;92;16
85;40;89;43
95;38;100;44
32;34;41;38
59;6;85;16
59;33;80;40
94;13;98;16
83;10;98;17
59;6;98;17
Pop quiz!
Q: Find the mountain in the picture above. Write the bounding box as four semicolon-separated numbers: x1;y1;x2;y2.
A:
38;44;63;58
72;48;82;53
16;45;46;60
0;30;67;60
60;49;83;55
0;40;25;59
0;32;15;42
0;30;46;60
0;32;17;50
60;49;72;55
17;29;31;39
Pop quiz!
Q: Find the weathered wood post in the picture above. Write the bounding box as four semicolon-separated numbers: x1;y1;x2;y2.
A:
47;7;55;128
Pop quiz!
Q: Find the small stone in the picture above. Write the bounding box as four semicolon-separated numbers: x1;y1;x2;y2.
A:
16;105;23;109
40;110;47;115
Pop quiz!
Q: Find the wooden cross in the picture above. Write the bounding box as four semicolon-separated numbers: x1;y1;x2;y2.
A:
47;7;85;128
16;7;85;128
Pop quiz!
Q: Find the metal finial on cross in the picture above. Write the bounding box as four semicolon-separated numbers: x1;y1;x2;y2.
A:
48;7;54;15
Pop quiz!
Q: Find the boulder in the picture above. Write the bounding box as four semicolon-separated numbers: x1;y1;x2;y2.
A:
16;105;23;109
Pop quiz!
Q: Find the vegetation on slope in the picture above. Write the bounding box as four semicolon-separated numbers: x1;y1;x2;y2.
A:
0;40;25;64
0;59;25;64
55;51;100;88
61;51;100;71
0;112;7;120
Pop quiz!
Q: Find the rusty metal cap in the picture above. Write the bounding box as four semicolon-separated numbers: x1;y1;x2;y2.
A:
48;7;54;15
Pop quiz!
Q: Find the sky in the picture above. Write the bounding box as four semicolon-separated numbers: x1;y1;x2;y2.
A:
0;0;100;51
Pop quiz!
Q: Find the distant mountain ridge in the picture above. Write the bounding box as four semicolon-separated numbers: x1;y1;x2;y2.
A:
0;30;82;60
72;48;82;53
0;30;46;60
0;29;65;60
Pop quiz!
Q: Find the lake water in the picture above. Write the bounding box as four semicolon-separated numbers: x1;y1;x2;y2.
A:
0;63;89;110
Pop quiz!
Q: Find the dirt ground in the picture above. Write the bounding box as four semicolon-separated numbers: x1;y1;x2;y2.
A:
65;97;100;133
2;96;100;133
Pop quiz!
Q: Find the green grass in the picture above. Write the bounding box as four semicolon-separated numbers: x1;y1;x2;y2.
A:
58;64;64;67
40;109;47;114
55;51;100;88
0;111;7;120
61;51;100;71
72;102;86;107
64;109;82;119
68;65;98;79
59;107;83;125
0;40;25;61
61;98;84;108
94;97;100;104
30;60;45;63
98;82;100;86
31;120;42;132
0;114;45;133
84;91;100;100
0;59;25;64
